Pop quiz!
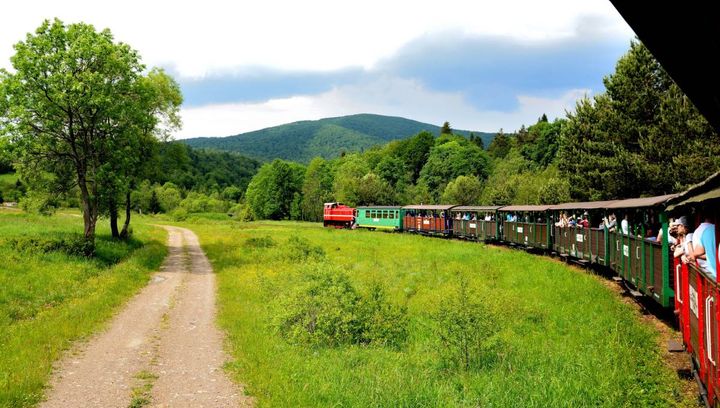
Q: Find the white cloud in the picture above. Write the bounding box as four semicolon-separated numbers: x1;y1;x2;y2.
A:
175;76;588;138
1;0;633;77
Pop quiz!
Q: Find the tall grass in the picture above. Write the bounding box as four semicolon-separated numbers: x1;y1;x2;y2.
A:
0;212;167;407
189;220;687;407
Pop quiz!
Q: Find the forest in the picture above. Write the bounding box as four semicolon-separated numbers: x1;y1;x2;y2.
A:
239;42;720;222
2;25;719;230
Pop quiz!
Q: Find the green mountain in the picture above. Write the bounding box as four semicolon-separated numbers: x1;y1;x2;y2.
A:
181;114;495;163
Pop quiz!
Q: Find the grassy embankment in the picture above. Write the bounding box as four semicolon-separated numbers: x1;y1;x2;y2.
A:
0;211;167;407
187;220;688;407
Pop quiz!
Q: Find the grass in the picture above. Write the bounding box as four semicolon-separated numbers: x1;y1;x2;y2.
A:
186;220;689;407
0;211;167;407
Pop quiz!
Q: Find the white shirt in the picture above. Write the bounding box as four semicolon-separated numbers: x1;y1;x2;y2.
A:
621;219;629;235
683;232;694;256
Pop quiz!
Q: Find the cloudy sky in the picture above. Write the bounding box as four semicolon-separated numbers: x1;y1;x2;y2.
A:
0;0;635;138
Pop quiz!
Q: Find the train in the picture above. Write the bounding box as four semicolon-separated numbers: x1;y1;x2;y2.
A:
325;4;720;404
325;173;720;405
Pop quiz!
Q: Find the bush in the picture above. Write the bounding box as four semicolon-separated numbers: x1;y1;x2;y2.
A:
434;276;501;371
287;236;325;261
9;233;95;257
244;236;276;249
274;263;408;348
359;283;408;348
229;202;254;221
170;207;188;221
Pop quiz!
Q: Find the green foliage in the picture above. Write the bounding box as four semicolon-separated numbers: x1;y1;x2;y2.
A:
300;157;334;222
434;276;500;372
246;160;305;220
148;191;161;214
440;121;452;134
0;19;182;240
182;114;495;163
558;40;720;200
19;189;61;215
394;130;435;183
487;129;513;159
332;154;371;207
419;139;490;202
274;262;407;348
8;233;95;257
287;235;326;262
441;175;483;205
244;236;276;249
193;220;686;407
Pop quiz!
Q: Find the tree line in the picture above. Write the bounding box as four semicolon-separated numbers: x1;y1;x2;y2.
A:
240;40;720;222
2;20;718;234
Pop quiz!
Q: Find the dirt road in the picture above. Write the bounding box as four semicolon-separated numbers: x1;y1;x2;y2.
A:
41;226;251;408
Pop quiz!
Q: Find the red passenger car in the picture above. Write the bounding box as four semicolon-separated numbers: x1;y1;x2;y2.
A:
323;202;355;228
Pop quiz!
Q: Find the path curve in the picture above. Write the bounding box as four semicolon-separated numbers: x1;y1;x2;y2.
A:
41;226;251;408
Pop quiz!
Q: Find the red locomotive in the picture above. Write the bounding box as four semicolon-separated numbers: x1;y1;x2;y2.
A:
323;202;355;228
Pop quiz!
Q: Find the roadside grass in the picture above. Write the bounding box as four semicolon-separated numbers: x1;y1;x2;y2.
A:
188;219;687;407
0;211;167;407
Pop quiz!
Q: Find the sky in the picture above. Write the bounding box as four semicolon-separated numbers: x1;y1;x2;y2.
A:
0;0;635;139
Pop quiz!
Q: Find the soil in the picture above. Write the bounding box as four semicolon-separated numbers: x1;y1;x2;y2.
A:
40;226;252;407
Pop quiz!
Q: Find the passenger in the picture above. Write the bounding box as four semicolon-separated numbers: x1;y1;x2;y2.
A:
471;213;477;221
568;215;577;228
484;214;492;221
455;212;461;220
603;213;617;232
674;217;695;263
621;214;629;235
463;212;470;221
556;212;569;228
689;215;717;279
655;224;677;245
578;214;590;229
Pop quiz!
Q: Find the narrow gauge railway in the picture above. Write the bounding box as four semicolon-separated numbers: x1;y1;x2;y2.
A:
325;174;720;406
327;3;720;404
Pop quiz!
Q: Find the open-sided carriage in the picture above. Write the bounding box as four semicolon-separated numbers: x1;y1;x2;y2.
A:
402;205;456;236
498;205;552;250
449;206;501;241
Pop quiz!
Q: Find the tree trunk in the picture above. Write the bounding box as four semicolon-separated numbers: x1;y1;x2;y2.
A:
120;191;131;239
109;198;120;239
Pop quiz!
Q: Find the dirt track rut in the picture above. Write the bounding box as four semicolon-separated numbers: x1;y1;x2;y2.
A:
41;226;250;408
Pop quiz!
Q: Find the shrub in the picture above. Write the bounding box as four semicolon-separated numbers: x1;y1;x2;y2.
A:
359;283;408;348
170;207;188;221
287;236;325;261
9;233;95;257
229;202;254;221
244;236;276;249
274;263;408;348
434;276;501;371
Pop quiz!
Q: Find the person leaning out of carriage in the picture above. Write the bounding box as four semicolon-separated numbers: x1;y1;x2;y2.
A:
687;213;717;279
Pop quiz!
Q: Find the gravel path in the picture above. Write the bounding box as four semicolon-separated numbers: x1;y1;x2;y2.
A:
41;226;251;408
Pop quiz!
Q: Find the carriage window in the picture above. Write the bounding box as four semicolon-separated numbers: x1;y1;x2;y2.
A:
389;211;395;219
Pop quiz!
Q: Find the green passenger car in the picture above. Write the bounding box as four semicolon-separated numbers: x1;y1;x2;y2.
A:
356;206;404;230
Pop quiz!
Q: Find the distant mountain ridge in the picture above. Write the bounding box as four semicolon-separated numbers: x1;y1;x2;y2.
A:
182;114;495;163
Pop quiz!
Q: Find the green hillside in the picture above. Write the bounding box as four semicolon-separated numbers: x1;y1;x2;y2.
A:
182;114;495;162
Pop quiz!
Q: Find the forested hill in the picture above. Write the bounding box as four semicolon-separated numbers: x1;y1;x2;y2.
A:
181;114;495;163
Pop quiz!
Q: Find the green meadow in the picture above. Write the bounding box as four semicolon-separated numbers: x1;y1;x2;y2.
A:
0;211;166;407
0;213;693;407
190;220;689;407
